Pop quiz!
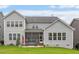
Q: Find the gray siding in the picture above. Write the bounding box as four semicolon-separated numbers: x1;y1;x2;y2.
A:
70;19;79;48
0;12;4;41
44;20;73;49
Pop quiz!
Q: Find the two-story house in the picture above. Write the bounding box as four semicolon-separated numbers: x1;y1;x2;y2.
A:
3;10;74;49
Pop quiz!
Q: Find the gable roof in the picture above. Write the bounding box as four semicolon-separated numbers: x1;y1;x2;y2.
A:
70;18;79;31
45;19;75;31
3;10;25;20
25;16;59;23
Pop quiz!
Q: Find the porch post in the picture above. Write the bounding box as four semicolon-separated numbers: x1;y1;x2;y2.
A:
24;33;26;45
21;34;25;45
38;32;40;45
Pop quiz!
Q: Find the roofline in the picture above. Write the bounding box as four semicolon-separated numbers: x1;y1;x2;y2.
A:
3;10;25;20
70;19;74;26
26;22;53;23
45;19;75;31
25;16;57;17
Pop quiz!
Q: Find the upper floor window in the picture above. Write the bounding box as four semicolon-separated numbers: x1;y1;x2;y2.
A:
36;25;38;29
62;33;66;40
19;21;23;27
7;21;10;27
11;21;14;27
15;21;18;27
48;33;52;40
32;25;35;29
7;21;24;27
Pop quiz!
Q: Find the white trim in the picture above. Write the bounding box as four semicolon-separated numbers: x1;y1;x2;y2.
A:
3;10;25;20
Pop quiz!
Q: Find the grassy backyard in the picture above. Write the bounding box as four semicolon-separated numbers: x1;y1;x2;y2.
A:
0;46;79;54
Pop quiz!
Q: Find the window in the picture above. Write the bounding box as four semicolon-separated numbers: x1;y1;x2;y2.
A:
0;34;1;40
62;33;66;40
0;26;1;28
17;34;20;40
9;33;12;40
19;21;22;27
7;21;10;27
48;33;52;40
2;35;4;38
11;21;14;27
53;33;57;40
36;25;38;29
32;25;35;29
13;34;16;40
58;33;61;40
15;21;18;27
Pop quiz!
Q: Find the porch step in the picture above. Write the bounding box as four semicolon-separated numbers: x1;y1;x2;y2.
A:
21;45;44;48
25;42;43;46
25;43;37;46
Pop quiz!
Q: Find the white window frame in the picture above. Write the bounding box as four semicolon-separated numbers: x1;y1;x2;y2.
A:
15;21;18;27
9;33;12;40
11;21;14;27
53;33;57;40
7;21;10;27
62;33;66;40
19;21;23;27
17;33;20;40
48;33;52;40
32;25;35;29
58;33;61;40
36;25;38;29
13;33;16;40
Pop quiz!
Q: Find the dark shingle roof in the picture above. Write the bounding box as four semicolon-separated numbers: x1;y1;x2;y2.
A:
71;18;79;26
25;16;60;23
3;10;59;23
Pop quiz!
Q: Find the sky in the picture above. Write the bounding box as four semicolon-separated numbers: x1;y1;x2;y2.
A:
1;5;79;24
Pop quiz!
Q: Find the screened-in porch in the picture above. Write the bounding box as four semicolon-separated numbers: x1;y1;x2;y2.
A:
25;29;43;45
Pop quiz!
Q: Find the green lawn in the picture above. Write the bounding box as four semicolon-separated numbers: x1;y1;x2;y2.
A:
0;46;79;54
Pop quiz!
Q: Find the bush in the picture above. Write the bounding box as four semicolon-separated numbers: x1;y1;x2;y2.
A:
16;39;20;46
0;40;4;45
75;43;79;49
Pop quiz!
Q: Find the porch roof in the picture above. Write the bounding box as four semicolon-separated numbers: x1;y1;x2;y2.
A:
25;29;44;32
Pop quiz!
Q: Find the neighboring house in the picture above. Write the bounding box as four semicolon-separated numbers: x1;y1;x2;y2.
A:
3;10;74;49
0;12;4;44
70;18;79;48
